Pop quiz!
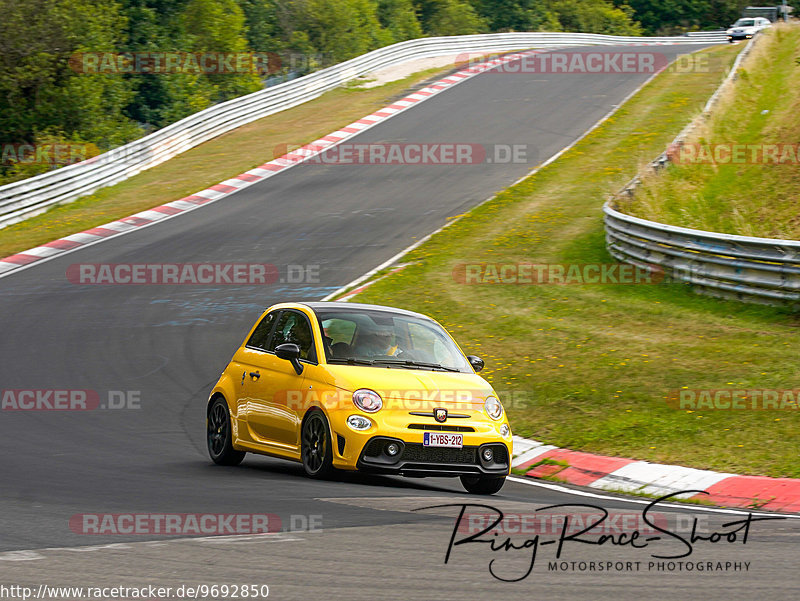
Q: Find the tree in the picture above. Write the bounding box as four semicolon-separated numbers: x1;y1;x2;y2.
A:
123;0;263;127
472;0;549;32
378;0;424;42
119;0;181;127
427;0;488;36
545;0;642;36
292;0;393;63
615;0;747;34
179;0;263;99
0;0;139;150
238;0;284;53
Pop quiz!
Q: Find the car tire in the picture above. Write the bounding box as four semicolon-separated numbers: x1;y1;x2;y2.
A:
460;475;506;495
207;397;246;466
301;411;335;478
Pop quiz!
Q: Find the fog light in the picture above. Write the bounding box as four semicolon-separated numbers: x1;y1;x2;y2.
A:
346;415;371;431
386;442;400;456
482;448;494;462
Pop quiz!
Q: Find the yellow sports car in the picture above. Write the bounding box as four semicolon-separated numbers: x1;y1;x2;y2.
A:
206;302;512;494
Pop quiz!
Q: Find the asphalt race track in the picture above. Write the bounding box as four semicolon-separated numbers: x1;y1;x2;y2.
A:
1;45;798;599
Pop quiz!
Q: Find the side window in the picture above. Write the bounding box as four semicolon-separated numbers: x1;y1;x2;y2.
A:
246;311;278;350
268;311;317;362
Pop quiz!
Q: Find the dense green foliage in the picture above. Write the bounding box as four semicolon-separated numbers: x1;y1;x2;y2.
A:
0;0;753;183
614;1;751;35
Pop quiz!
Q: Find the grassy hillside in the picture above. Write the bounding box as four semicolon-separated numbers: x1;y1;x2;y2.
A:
619;25;800;239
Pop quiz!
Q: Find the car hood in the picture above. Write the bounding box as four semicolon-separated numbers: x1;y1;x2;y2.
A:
321;364;495;410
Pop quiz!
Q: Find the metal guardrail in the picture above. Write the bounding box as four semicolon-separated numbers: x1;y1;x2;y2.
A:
604;33;800;307
0;31;726;229
684;30;726;36
604;206;800;305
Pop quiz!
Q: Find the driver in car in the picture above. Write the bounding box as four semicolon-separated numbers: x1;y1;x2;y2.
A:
285;320;313;360
355;329;401;357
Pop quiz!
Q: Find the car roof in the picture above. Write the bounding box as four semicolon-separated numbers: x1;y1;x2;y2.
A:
299;301;430;320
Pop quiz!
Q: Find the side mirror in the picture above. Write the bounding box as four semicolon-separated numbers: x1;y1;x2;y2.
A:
467;355;484;372
275;343;304;375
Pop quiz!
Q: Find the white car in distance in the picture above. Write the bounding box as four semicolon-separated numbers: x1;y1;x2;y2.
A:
726;17;772;42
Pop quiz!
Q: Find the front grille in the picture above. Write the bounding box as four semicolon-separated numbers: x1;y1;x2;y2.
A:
407;424;475;432
364;438;388;456
401;443;476;464
408;411;470;419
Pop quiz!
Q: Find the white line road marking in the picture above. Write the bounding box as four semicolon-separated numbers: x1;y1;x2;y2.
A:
0;533;303;562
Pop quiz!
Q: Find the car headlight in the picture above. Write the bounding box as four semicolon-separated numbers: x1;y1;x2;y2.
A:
484;396;503;420
353;388;383;413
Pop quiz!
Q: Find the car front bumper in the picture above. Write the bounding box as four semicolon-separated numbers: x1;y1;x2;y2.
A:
327;407;512;475
355;436;510;477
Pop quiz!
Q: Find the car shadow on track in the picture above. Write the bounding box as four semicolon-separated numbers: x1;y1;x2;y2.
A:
198;455;478;496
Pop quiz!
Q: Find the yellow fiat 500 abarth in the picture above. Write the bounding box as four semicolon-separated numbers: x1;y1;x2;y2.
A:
206;302;512;494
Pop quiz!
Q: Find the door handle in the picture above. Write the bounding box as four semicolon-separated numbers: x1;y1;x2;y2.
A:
249;371;261;380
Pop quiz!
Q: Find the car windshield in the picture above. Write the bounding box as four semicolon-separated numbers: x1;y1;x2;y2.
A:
315;307;471;372
734;19;756;26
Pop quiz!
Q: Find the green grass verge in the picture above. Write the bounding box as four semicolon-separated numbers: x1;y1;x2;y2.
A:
618;25;800;239
0;65;456;258
346;42;800;479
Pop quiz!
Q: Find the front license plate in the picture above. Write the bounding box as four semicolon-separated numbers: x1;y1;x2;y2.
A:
423;432;463;448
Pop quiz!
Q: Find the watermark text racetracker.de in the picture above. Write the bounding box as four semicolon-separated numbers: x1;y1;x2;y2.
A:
669;143;800;165
1;141;154;167
456;51;712;74
1;143;91;166
1;390;141;411
274;142;531;166
274;388;531;413
69;512;322;535
69;51;283;75
66;263;320;285
668;389;800;410
452;262;665;285
459;510;676;536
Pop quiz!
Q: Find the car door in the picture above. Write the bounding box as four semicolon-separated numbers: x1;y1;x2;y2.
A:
230;309;277;440
241;309;317;448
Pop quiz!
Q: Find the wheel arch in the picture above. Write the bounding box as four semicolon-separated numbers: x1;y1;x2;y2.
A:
207;391;223;411
207;372;237;417
300;404;329;429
